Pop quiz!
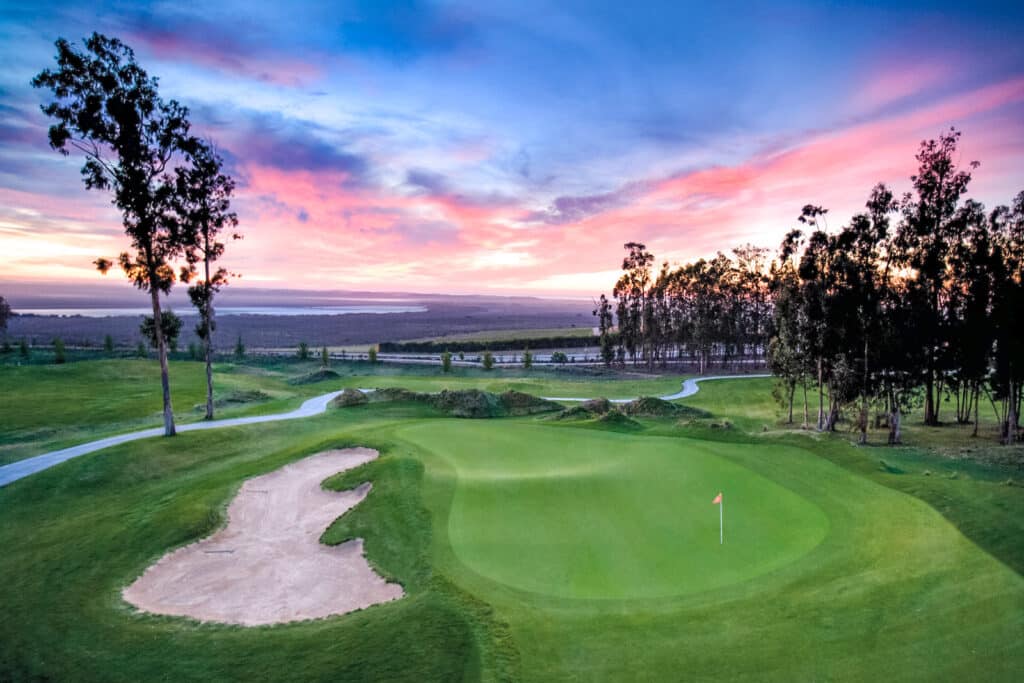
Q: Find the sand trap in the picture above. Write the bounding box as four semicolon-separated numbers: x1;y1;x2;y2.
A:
123;447;403;626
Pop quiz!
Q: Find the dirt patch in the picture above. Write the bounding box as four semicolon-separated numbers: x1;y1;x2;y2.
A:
122;448;403;626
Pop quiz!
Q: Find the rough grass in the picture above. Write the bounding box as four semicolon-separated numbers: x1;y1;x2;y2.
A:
0;360;325;465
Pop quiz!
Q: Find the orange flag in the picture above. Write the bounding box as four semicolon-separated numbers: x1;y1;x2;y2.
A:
712;492;722;504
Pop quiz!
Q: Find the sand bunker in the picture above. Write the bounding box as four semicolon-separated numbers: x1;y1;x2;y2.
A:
123;448;403;626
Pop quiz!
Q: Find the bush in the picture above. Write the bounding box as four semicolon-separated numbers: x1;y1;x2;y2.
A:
321;346;330;367
331;388;369;408
441;351;452;373
187;342;199;360
298;341;309;360
368;346;378;363
136;341;147;358
52;337;66;364
234;335;245;359
103;334;114;353
481;351;494;370
19;338;29;359
582;397;612;414
551;351;568;364
523;349;533;369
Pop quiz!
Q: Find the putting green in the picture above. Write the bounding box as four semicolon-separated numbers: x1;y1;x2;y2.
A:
398;421;829;599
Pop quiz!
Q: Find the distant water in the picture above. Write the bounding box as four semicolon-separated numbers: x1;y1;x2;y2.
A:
18;305;428;317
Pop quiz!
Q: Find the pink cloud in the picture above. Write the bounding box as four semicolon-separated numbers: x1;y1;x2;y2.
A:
131;29;321;87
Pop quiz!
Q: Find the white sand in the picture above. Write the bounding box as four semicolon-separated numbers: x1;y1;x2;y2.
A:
122;447;403;626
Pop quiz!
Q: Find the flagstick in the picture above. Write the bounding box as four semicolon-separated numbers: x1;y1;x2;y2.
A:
720;495;724;545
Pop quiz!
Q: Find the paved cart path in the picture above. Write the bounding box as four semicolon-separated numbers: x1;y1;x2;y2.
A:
0;374;770;487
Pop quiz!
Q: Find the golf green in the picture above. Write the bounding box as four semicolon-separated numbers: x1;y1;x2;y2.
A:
398;421;829;599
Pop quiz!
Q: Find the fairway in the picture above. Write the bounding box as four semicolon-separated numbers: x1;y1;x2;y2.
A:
400;421;828;599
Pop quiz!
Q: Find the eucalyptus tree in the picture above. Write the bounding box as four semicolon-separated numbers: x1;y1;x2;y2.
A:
613;242;654;365
892;128;977;425
33;34;196;436
0;296;11;337
991;191;1024;443
593;294;615;367
177;139;239;419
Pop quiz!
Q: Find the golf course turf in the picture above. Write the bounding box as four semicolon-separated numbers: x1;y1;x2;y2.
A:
1;366;1022;681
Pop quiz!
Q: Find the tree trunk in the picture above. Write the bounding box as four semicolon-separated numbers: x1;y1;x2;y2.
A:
802;381;809;429
203;252;215;420
971;383;980;438
149;286;176;437
888;403;902;444
787;381;795;425
817;357;825;431
859;338;869;445
924;371;936;426
1006;379;1019;446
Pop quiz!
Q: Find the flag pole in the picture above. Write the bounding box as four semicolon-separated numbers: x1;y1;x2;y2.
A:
720;494;723;545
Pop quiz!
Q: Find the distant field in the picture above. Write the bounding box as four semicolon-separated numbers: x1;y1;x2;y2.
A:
400;326;595;343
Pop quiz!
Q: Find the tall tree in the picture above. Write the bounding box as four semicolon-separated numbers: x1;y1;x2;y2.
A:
33;34;195;436
0;296;11;337
893;128;978;425
991;191;1024;443
593;294;615;367
177;139;239;420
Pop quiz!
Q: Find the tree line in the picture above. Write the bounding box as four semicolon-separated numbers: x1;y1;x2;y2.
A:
32;33;240;435
595;129;1023;445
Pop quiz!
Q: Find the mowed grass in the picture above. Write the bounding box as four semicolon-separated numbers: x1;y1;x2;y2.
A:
0;358;690;464
401;421;827;599
0;360;327;464
2;367;1023;680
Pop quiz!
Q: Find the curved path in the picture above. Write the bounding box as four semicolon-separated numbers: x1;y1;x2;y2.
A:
0;374;770;488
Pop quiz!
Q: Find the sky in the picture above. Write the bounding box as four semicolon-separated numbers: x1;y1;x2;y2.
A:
1;0;1023;298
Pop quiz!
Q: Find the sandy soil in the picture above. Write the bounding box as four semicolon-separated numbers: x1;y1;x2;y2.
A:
122;447;403;626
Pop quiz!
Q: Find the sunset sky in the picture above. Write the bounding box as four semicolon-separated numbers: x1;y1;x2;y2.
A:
1;1;1023;297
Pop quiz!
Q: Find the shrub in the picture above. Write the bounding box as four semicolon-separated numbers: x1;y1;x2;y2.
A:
481;351;494;370
551;351;568;364
234;335;245;359
331;388;369;408
368;346;378;363
441;351;452;373
103;334;114;353
187;342;199;360
581;397;612;414
523;349;533;369
53;337;66;364
19;338;29;359
298;341;309;360
136;341;147;358
321;346;330;367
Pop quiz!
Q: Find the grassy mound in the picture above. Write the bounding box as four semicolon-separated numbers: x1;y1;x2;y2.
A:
620;396;710;418
554;405;597;420
581;397;613;414
287;368;341;385
330;388;368;407
497;390;561;416
369;387;559;418
194;389;272;411
597;410;642;430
